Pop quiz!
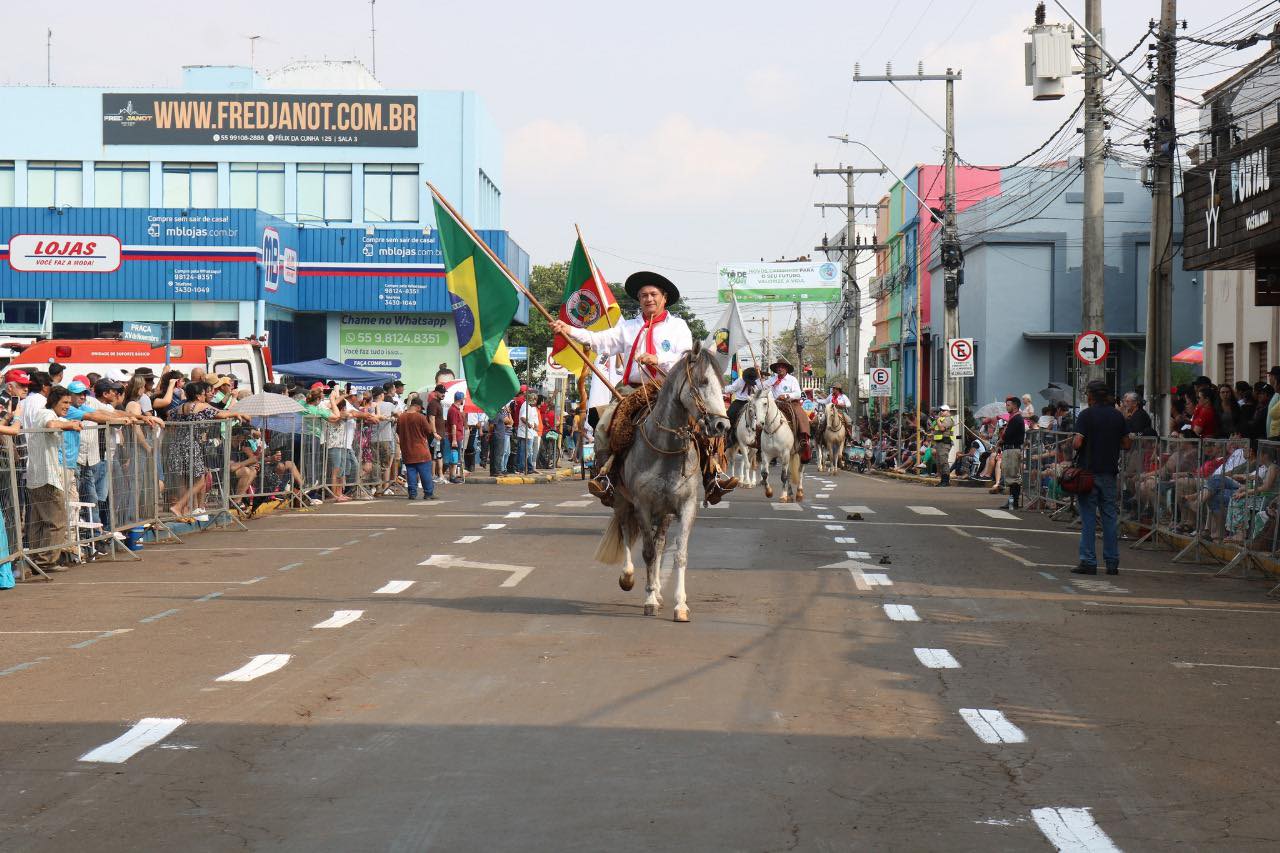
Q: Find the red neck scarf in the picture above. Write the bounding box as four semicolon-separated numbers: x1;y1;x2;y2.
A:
621;310;668;383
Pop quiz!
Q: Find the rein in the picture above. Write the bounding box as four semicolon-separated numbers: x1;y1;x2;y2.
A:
639;357;711;460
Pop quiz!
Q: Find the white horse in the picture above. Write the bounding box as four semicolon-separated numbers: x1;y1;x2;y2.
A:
743;388;804;503
730;411;760;487
595;342;730;622
816;405;849;474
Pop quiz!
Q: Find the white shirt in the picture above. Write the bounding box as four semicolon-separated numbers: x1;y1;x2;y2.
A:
566;312;693;385
517;401;540;439
26;407;66;490
767;372;802;401
823;392;851;408
725;376;759;401
374;401;397;442
76;396;115;466
18;391;47;430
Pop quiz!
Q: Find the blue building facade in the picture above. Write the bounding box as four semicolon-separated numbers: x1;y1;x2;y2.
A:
925;160;1201;409
0;63;529;392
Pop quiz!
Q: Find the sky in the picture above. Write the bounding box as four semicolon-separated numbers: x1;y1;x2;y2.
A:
0;0;1273;343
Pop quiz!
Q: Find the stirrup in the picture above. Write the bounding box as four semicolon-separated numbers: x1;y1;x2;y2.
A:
588;473;615;507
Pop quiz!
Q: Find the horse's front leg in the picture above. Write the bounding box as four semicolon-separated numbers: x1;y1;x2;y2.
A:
671;502;695;623
618;509;636;591
793;452;805;502
642;515;671;616
761;452;773;498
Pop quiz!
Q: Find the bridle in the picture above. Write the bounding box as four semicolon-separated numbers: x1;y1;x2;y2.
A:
639;354;721;458
749;392;785;436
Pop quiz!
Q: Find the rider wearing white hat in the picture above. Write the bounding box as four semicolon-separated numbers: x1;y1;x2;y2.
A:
767;357;811;460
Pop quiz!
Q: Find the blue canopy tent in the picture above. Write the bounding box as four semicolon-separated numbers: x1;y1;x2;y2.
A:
272;358;397;385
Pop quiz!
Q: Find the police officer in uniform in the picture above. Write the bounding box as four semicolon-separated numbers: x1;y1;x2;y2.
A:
932;403;955;486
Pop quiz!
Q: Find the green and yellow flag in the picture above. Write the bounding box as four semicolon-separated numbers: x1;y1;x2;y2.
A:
430;191;521;418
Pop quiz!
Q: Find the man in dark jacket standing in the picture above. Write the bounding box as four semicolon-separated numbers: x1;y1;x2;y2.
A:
999;396;1026;510
1072;381;1131;576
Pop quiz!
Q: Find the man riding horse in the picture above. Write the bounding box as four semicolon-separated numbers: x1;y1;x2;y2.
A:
767;357;811;462
552;271;739;507
723;365;761;449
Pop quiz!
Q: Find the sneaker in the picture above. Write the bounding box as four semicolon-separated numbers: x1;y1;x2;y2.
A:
1105;566;1119;575
309;497;324;506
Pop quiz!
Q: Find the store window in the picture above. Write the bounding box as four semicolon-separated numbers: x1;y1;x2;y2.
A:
364;163;419;223
297;163;352;222
162;162;218;208
0;300;44;327
0;161;14;206
94;162;150;208
230;162;285;215
28;161;83;207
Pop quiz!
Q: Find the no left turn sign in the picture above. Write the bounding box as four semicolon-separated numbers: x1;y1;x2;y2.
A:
1074;330;1109;365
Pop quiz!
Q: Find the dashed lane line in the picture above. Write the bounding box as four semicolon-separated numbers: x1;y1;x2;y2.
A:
522;503;540;508
817;514;834;520
834;537;858;544
278;562;304;572
483;523;506;530
454;535;482;544
913;648;961;669
959;708;1027;744
484;500;516;507
313;610;364;629
1083;602;1280;616
907;506;947;516
841;505;875;514
79;718;186;764
557;500;592;508
215;654;292;683
69;629;133;650
824;524;845;531
0;657;51;677
845;550;871;560
884;604;920;621
1030;807;1121;853
771;504;803;512
505;511;526;519
978;508;1020;520
195;592;224;602
1172;661;1280;672
139;609;180;624
374;580;415;595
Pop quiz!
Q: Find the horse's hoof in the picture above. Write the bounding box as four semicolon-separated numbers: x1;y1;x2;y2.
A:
643;603;657;616
797;490;805;501
764;486;773;498
674;607;690;623
619;573;635;591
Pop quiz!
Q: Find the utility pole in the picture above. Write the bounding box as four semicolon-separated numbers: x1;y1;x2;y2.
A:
851;65;962;446
815;165;887;437
370;0;378;77
1081;0;1106;387
1144;0;1177;432
46;29;52;86
248;35;261;71
794;302;805;380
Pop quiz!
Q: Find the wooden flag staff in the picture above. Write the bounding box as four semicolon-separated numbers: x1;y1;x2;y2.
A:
427;182;621;402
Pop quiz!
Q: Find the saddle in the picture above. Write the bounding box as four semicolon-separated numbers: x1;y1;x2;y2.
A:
608;382;662;456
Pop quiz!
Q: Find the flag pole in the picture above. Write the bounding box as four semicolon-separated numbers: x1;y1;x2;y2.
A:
427;183;620;401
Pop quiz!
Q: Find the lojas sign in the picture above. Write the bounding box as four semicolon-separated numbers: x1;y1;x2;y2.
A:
103;93;418;147
8;234;122;272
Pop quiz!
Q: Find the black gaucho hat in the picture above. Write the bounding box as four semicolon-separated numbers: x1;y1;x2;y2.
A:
624;270;680;305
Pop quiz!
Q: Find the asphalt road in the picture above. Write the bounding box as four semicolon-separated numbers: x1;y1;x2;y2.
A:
1;470;1279;851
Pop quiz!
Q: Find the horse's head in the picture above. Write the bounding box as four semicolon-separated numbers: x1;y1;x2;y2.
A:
678;340;730;438
747;385;773;429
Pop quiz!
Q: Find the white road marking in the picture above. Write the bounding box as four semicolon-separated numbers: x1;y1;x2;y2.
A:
274;513;418;518
991;546;1036;567
884;604;920;621
484;500;516;506
850;570;871;590
824;524;845;531
505;511;526;518
1070;579;1129;594
978;508;1020;520
841;505;875;514
454;535;482;544
834;537;858;544
139;609;179;623
817;514;834;519
557;500;592;508
419;554;533;587
240;576;268;585
483;523;506;530
845;550;871;560
771;504;802;512
313;610;364;629
914;648;961;669
1031;807;1121;852
863;573;892;586
958;708;1027;744
374;580;415;594
850;569;892;588
1084;602;1280;616
1171;661;1280;672
277;562;304;572
0;629;131;635
522;503;540;509
908;505;947;516
215;654;292;683
80;718;185;763
811;505;828;510
1038;571;1058;581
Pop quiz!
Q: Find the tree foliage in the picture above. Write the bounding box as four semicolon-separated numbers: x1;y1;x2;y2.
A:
770;317;830;375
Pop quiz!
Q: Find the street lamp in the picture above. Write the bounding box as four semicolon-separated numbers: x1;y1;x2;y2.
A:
827;136;942;224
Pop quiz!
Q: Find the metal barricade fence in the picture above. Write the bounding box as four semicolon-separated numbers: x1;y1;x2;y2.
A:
1134;437;1201;549
0;434;28;579
1172;437;1251;564
70;424;128;561
14;427;77;578
1119;435;1160;535
151;418;230;531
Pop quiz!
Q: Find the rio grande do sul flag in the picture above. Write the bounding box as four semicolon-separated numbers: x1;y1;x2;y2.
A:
430;190;520;419
550;233;620;376
703;295;748;374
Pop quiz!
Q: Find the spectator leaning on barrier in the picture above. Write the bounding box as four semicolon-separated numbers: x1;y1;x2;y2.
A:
25;386;83;571
69;379;138;553
395;397;436;500
2;369;30;420
18;371;52;430
1071;381;1131;576
370;388;398;495
165;380;249;521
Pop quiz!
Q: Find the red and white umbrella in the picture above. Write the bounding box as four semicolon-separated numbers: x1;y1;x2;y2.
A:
1172;341;1204;364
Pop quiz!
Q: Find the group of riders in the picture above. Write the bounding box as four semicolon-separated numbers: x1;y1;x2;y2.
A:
550;270;855;509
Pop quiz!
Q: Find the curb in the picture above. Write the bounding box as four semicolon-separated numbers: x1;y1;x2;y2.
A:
864;469;999;490
465;467;579;486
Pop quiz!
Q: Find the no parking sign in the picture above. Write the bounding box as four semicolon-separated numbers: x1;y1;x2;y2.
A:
948;338;975;378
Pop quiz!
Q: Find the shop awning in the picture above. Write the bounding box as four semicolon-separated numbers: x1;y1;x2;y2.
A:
272;358;397;384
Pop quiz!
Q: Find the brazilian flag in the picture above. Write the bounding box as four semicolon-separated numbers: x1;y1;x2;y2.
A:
431;192;521;418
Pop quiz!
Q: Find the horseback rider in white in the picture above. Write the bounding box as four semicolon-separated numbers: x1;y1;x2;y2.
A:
552;270;738;506
767;358;811;462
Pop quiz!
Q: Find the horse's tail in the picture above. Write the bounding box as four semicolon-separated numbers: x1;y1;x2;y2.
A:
595;508;635;565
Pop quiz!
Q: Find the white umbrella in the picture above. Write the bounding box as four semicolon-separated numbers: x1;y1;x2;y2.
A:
228;392;303;417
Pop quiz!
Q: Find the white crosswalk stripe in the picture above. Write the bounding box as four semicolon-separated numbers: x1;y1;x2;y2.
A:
913;648;960;669
79;718;186;763
1030;807;1121;852
907;505;947;516
883;604;920;621
978;508;1020;520
841;505;875;514
958;708;1026;744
